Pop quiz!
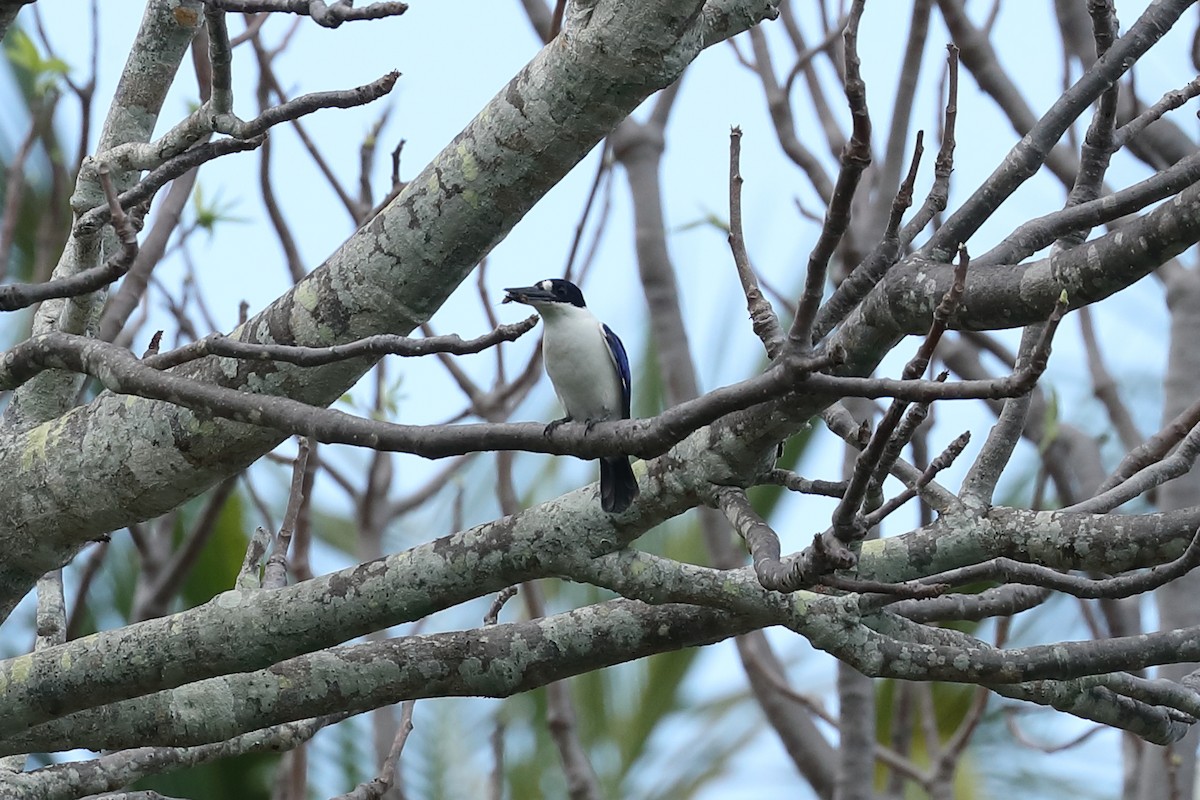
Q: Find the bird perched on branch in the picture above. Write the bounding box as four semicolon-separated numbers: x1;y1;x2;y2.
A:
503;278;639;513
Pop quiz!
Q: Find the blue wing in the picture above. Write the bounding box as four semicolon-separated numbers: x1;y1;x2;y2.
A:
602;323;632;420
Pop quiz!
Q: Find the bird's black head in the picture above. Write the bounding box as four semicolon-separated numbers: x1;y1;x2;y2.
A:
503;278;587;308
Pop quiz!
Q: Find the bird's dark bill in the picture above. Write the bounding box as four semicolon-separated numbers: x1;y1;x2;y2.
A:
503;285;550;304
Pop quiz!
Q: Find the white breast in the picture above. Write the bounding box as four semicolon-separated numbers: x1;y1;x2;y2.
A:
540;306;623;422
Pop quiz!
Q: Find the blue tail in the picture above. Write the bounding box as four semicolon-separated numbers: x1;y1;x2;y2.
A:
599;456;638;513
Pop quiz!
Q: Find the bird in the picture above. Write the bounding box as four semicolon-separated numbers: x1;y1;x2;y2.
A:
503;278;639;513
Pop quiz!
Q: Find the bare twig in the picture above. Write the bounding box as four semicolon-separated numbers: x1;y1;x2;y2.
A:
76;137;265;235
786;0;871;353
332;700;417;800
1098;395;1200;494
146;317;538;370
136;476;239;619
890;584;1053;623
861;431;970;528
9;713;350;797
0;166;140;311
756;469;846;498
812;129;924;342
0;97;57;280
742;26;834;202
727;126;784;358
959;293;1070;504
1115;74;1200;148
96;71;399;176
483;586;519;626
262;439;311;589
203;0;407;27
1065;422;1200;514
1078;305;1142;453
236;525;274;590
900;44;958;246
520;582;601;800
1004;707;1108;753
0;333;851;462
822;402;959;514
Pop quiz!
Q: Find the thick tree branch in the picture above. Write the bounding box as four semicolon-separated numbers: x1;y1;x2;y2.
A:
3;601;749;755
6;713;347;798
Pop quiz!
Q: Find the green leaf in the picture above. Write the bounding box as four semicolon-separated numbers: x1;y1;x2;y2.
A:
192;184;250;237
311;508;359;555
180;488;248;609
3;27;68;98
4;29;44;75
674;210;730;234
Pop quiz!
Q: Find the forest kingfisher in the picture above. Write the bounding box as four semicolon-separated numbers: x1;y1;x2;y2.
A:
503;278;639;513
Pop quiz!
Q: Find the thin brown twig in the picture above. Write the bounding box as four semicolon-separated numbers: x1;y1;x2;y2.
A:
0;99;57;281
1066;421;1200;514
811;129;924;342
741;650;931;786
137;476;239;618
1078;305;1142;453
257;39;361;223
146;317;538;370
64;540;110;640
756;469;847;498
1004;707;1107;754
290;440;317;583
861;430;970;528
562;141;615;284
863;370;945;504
385;454;474;521
782;14;849;97
1097;395;1200;494
0;332;849;462
778;2;846;159
97;69;398;178
974;148;1200;267
1115;74;1200;148
520;581;601;800
263;438;311;590
484;586;519;626
331;700;417;800
742;26;834;202
75;137;264;235
902;44;958;247
14;712;351;795
357;108;392;222
889;584;1053;623
204;0;408;26
727;126;784;358
489;721;506;800
932;685;990;782
786;0;871;353
1;165;141;311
